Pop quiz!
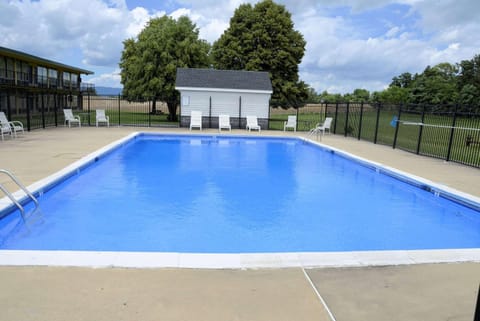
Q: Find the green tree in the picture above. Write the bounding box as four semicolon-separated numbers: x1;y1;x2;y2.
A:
409;63;458;105
390;72;413;88
458;54;480;90
351;88;370;102
120;16;210;120
211;0;307;108
319;90;342;103
306;86;320;103
459;84;480;107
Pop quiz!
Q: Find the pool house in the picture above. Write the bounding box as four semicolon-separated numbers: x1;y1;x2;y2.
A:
175;68;273;129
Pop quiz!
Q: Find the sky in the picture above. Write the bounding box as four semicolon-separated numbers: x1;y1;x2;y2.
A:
0;0;479;94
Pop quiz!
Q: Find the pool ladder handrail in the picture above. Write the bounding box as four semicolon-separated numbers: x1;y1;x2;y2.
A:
0;169;39;218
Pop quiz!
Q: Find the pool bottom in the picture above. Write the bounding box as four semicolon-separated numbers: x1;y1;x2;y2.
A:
1;248;479;268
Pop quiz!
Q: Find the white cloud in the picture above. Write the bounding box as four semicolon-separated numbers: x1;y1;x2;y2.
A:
1;0;478;93
86;68;122;87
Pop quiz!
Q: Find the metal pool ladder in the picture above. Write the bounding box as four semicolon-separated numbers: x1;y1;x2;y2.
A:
0;169;39;219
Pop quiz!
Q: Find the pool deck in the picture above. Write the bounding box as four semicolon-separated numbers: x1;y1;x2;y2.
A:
1;127;479;321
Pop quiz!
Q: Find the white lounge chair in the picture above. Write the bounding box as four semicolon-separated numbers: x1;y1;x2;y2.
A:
246;115;261;132
309;117;333;138
0;116;12;141
218;114;231;132
189;111;202;130
0;111;24;139
96;109;110;127
284;115;297;132
63;109;81;127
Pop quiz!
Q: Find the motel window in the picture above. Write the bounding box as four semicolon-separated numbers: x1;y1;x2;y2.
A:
48;69;57;79
63;71;71;87
6;58;14;79
71;73;78;87
0;56;5;78
48;69;58;87
37;66;47;84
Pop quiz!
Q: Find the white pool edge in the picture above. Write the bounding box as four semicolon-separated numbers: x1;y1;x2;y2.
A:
1;132;479;269
1;249;479;269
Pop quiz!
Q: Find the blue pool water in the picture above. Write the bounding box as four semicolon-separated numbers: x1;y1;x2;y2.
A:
1;134;479;253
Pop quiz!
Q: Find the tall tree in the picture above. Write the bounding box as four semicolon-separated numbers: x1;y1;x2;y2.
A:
120;16;210;120
409;63;459;105
458;55;480;92
211;0;307;108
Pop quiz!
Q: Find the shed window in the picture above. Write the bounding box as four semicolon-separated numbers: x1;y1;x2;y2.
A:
182;96;190;106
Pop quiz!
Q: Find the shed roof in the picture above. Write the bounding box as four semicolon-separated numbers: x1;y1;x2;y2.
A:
176;68;272;92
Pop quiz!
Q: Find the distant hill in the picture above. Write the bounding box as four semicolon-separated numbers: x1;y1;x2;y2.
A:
95;86;122;96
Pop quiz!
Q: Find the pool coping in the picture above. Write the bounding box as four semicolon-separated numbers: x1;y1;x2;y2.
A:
1;131;480;269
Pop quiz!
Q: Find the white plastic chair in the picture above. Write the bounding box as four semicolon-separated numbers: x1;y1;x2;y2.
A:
309;117;333;138
96;109;110;127
218;114;231;132
189;111;202;130
284;115;297;132
0;111;24;139
0;115;12;141
63;109;81;127
246;115;261;131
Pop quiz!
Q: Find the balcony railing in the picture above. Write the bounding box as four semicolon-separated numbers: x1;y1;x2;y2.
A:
0;69;86;91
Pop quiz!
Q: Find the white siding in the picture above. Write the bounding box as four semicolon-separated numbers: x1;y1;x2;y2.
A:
179;89;270;118
211;92;240;117
180;90;211;115
241;93;270;118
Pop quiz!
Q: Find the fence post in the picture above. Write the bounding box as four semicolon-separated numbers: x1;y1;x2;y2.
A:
209;96;212;129
393;104;402;149
373;102;381;144
148;100;151;127
87;92;91;126
54;94;58;127
118;95;121;126
238;96;242;129
446;104;458;162
41;93;46;129
334;102;339;134
358;101;364;140
344;101;350;137
25;93;31;131
416;104;426;155
6;90;12;124
296;107;299;130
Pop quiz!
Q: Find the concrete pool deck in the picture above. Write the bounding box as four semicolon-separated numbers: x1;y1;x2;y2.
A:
0;126;479;321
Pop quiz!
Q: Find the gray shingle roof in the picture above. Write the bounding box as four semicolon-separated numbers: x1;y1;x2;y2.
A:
176;68;272;92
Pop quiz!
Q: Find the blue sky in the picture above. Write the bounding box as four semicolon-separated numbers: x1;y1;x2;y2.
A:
1;0;478;93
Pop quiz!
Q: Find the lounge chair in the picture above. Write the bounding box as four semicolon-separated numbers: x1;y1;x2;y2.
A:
218;114;231;132
63;109;81;127
0;111;24;139
284;115;297;132
190;111;202;130
246;115;261;132
309;117;333;138
0;117;12;140
96;109;110;127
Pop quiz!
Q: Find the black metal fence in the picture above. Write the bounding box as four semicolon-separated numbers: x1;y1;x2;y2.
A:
282;102;479;168
1;93;479;168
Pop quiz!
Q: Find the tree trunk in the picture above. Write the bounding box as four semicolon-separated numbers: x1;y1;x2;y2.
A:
167;101;178;121
150;99;157;114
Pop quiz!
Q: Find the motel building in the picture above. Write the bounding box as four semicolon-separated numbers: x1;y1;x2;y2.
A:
0;46;94;130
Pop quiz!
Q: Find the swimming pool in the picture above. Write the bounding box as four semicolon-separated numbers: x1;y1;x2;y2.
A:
1;133;480;268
